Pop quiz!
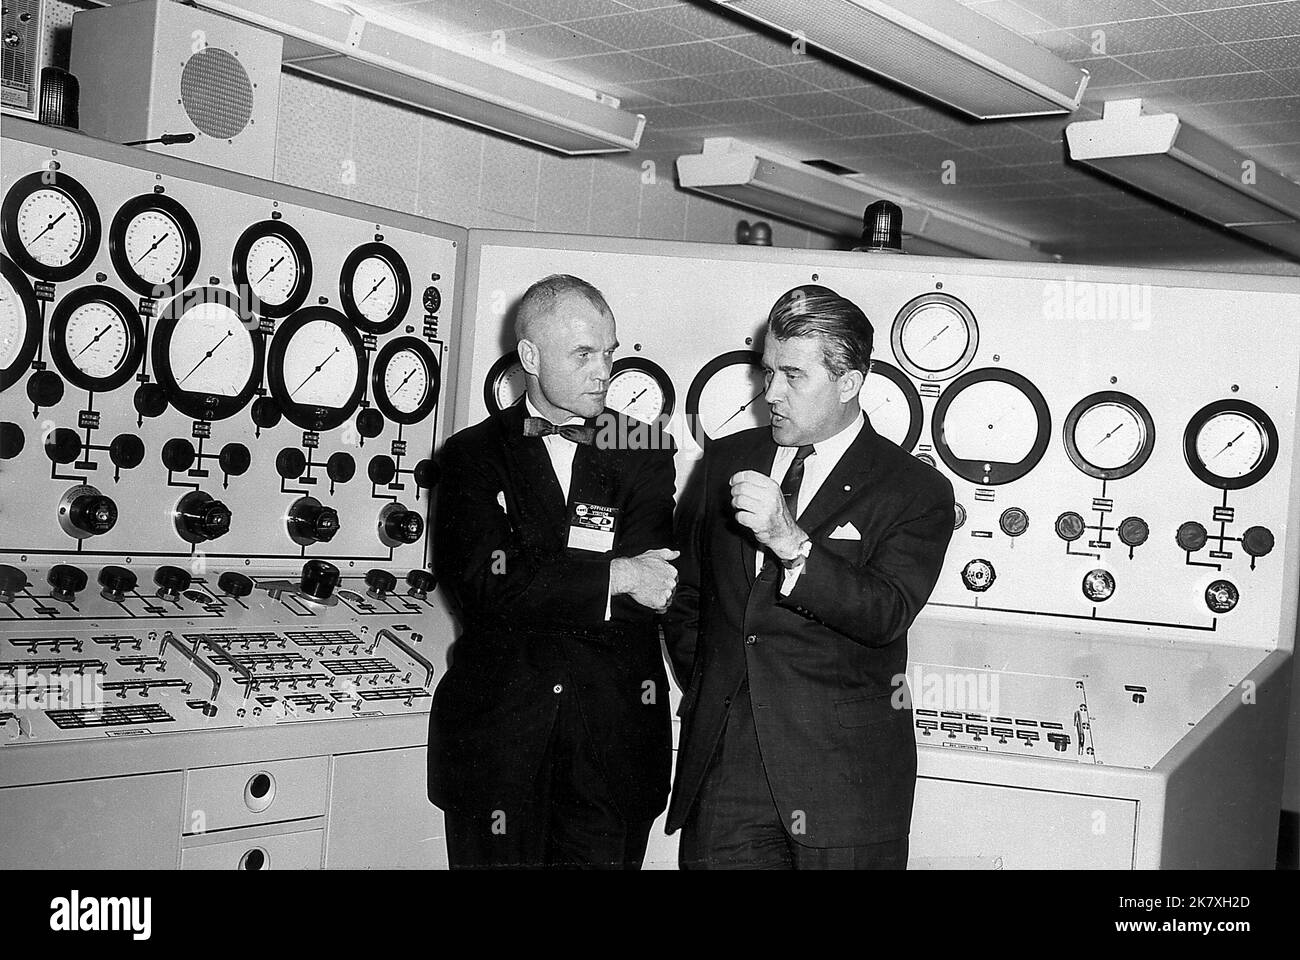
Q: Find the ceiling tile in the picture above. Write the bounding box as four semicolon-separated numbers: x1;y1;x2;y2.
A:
489;23;620;62
1116;44;1258;79
1070;16;1217;54
619;75;733;104
499;0;626;22
641;105;719;129
758;91;873;117
568;11;700;48
713;32;809;66
1019;0;1172;28
1181;2;1300;42
545;50;680;84
648;2;755;39
680;98;790;124
636;39;759;74
813;112;919;137
407;0;545;37
1225;35;1300;69
699;66;822;98
1075;58;1152;86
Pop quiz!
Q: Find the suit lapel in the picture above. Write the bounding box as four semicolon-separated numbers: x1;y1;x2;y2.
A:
795;420;885;537
500;404;568;545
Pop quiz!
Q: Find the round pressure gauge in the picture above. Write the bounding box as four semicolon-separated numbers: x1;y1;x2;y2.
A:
48;286;145;393
108;193;201;298
232;219;312;318
267;306;367;431
153;286;263;421
685;350;768;446
1;254;42;392
340;242;411;334
372;336;439;425
890;292;978;382
2;170;101;282
931;367;1051;485
859;359;922;452
1184;399;1278;490
1063;391;1156;481
484;350;526;414
607;357;674;425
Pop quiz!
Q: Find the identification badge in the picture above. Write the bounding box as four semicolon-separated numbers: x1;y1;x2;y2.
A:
567;501;618;552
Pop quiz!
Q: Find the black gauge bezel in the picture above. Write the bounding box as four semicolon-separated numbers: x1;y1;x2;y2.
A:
231;218;313;319
108;192;202;299
1;170;102;283
48;285;145;393
1183;398;1279;491
862;359;922;452
153;286;263;421
609;356;676;423
484;350;525;414
268;306;368;431
1063;390;1156;481
372;336;439;425
890;292;979;382
685;349;765;447
1;254;42;392
339;241;411;335
931;367;1051;486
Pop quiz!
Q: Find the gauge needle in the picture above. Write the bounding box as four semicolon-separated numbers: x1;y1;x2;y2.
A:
132;235;168;265
393;368;417;395
359;276;387;304
73;324;114;358
1091;422;1125;448
867;398;891;416
292;346;340;397
29;212;67;245
919;323;951;350
717;387;766;430
627;387;648;406
180;330;233;385
1212;431;1245;459
256;257;285;284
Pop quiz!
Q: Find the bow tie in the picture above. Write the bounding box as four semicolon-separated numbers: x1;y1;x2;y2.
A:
523;416;596;445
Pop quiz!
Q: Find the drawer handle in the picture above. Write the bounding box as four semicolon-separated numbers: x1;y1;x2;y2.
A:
244;772;276;813
239;847;268;870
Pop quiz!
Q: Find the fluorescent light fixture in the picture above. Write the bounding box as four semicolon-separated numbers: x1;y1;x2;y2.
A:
1067;99;1300;258
191;0;645;155
677;138;1055;261
711;0;1088;119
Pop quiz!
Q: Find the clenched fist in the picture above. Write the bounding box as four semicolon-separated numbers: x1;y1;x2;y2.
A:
611;548;680;613
730;470;805;561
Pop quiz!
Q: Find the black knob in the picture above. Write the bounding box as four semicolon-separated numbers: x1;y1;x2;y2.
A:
414;458;439;489
276;447;307;479
69;492;118;536
47;564;88;603
327;451;356;484
300;560;340;602
0;421;24;460
356;408;384;438
999;507;1029;537
27;370;63;407
1055;511;1085;542
1117;516;1149;548
1176;521;1208;553
175;491;231;543
1242;525;1274;558
406;569;435;599
44;427;82;463
287;498;340;545
0;564;29;603
365;568;397;599
368;455;396;485
154;565;192;601
384;508;424;544
219;442;252;477
217;571;254;598
110;434;145;470
98;565;138;602
162;438;196;472
251;396;282;429
961;558;996;592
134;382;167;419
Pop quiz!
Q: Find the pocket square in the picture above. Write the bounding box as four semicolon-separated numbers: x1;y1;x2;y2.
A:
828;522;861;541
496;491;507;510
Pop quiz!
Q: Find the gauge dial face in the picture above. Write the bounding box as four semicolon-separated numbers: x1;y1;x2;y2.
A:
351;256;398;325
1185;399;1278;489
48;287;144;393
267;307;366;430
891;293;978;382
16;189;85;269
1;255;41;391
373;337;439;424
153;287;263;421
607;358;674;425
340;242;411;334
932;368;1050;485
232;220;312;318
1063;391;1155;480
109;194;201;297
685;350;768;446
859;360;922;451
2;172;101;282
484;351;526;413
122;209;185;286
0;277;22;371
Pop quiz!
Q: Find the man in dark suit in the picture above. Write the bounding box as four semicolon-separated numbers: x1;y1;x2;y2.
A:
430;274;678;869
666;284;955;869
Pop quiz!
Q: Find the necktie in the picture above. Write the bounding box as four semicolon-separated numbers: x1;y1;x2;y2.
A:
760;444;815;579
523;416;596;445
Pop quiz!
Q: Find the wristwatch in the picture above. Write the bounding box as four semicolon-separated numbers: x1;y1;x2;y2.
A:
779;535;812;570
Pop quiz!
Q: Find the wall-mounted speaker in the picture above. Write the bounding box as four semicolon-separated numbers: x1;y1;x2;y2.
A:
1;0;47;121
70;0;282;180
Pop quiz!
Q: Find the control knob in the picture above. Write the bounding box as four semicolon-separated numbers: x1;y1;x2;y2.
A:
218;572;254;598
58;485;117;538
154;565;192;602
286;497;340;546
406;569;435;600
0;565;29;603
300;560;340;603
174;491;232;543
378;502;424;547
365;568;397;599
47;564;88;604
961;559;996;592
1242;525;1274;559
98;565;138;602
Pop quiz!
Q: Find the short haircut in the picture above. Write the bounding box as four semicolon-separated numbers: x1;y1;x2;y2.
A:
767;284;873;380
514;274;613;342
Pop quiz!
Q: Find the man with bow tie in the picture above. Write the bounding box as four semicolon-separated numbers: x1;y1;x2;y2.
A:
429;274;678;869
665;285;955;869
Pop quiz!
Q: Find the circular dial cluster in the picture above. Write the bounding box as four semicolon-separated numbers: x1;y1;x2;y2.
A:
932;368;1051;485
49;286;144;392
373;336;439;424
484;350;526;413
1063;391;1156;480
154;287;263;420
685;350;767;445
607;357;674;425
109;193;201;297
268;306;367;430
1;254;41;391
1184;399;1277;490
341;242;411;334
891;293;978;382
232;219;312;318
2;171;102;282
859;360;921;451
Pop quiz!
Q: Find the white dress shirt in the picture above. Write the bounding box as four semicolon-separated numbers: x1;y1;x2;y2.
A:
757;410;865;593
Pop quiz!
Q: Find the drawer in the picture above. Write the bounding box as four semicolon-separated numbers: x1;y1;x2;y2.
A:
181;828;323;870
184;756;327;834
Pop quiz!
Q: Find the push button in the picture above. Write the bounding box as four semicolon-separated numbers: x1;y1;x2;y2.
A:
553;684;563;694
745;634;758;645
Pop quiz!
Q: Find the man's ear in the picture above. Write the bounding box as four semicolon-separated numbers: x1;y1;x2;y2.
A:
839;368;865;403
518;338;540;376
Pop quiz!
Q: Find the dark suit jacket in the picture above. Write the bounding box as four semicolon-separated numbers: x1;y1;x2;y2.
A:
428;403;675;820
664;419;955;847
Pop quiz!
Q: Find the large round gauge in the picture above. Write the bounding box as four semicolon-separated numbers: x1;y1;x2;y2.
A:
1;254;41;392
932;367;1051;485
608;357;674;425
484;350;526;414
1184;398;1278;490
153;286;263;421
685;350;768;446
48;286;144;393
340;242;411;334
1063;391;1155;481
860;359;922;452
372;336;439;425
108;193;201;298
268;307;367;431
2;171;101;282
890;292;978;382
231;219;312;319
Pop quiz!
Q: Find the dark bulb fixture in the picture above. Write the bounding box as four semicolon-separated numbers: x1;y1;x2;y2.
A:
735;220;774;246
854;200;905;254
